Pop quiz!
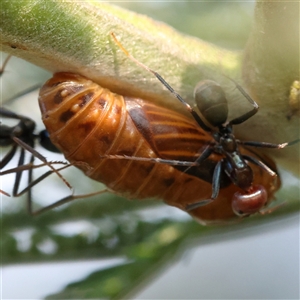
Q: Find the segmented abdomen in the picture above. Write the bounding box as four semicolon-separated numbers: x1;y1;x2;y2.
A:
39;73;213;204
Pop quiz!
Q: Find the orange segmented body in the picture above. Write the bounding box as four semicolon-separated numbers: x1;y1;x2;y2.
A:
39;72;280;224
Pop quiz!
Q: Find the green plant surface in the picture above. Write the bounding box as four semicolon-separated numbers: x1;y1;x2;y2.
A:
0;0;237;109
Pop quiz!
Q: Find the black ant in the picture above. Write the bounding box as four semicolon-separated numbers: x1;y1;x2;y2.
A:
110;33;300;216
0;56;70;214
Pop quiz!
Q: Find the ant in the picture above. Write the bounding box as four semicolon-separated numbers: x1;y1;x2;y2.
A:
110;32;299;216
0;56;70;214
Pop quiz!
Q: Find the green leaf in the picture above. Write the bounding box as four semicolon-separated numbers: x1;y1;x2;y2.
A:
0;0;237;108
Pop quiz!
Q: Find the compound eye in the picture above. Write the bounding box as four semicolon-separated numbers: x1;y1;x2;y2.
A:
232;185;268;217
194;80;228;127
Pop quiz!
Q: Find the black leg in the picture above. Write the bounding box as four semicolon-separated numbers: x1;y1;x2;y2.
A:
243;155;276;177
225;77;259;125
186;160;223;211
239;139;300;149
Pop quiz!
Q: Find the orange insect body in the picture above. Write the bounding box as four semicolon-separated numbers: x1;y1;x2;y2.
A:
39;72;279;224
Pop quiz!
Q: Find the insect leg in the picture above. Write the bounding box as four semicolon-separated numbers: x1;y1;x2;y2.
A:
1;106;70;188
0;189;10;197
15;163;71;215
1;137;29;198
225;76;259;125
101;148;214;171
13;136;72;189
30;188;110;216
185;160;223;211
0;144;18;168
14;163;71;197
110;32;211;132
0;161;68;176
1;158;69;211
100;154;200;167
211;160;223;199
1;161;70;214
243;155;277;177
26;150;35;212
12;145;26;196
239;139;300;149
184;145;214;173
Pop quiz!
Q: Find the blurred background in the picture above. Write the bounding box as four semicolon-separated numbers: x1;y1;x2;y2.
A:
1;1;299;299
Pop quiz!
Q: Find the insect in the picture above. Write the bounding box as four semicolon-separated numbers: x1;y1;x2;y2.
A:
0;56;73;211
0;106;72;211
36;28;298;223
3;37;298;223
